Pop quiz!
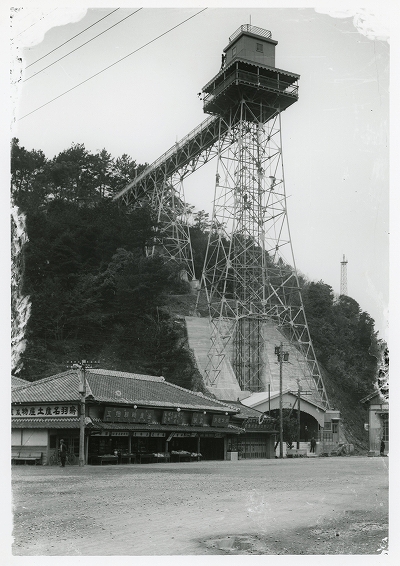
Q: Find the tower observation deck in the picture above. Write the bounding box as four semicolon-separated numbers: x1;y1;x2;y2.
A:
202;24;299;122
115;24;330;410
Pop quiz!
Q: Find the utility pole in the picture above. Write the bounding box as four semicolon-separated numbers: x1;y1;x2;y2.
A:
279;344;284;458
275;343;289;459
70;360;98;467
297;379;301;449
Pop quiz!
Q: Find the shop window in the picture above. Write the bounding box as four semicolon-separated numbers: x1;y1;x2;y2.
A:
256;43;264;53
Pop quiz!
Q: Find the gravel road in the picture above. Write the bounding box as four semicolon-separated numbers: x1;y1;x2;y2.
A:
11;456;388;556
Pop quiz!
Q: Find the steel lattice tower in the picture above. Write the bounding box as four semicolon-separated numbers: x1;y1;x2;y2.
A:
115;24;330;409
199;25;329;407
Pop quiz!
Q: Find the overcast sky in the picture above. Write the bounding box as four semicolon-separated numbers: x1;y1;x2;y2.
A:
8;3;393;342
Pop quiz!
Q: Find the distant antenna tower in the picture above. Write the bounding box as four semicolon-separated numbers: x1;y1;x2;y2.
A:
340;255;348;296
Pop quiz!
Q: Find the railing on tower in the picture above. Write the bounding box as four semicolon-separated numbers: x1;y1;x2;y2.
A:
229;24;272;42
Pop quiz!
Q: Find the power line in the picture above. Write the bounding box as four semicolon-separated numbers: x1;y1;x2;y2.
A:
19;8;208;121
26;8;120;68
12;7;59;40
24;8;142;82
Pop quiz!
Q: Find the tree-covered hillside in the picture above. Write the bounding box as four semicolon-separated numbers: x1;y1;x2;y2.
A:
11;139;202;390
11;139;383;447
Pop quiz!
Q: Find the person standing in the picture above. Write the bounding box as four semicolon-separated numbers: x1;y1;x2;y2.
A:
59;439;67;467
380;439;385;456
310;437;316;454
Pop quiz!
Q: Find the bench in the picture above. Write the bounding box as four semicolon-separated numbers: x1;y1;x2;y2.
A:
12;451;43;465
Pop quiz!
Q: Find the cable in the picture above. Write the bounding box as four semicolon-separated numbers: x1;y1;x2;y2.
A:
24;9;141;82
19;8;208;121
12;7;59;40
26;8;120;68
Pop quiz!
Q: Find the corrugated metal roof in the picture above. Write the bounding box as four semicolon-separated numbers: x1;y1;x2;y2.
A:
11;369;239;413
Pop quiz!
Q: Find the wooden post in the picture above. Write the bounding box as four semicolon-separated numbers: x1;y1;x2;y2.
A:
297;386;301;449
85;434;89;464
77;364;86;467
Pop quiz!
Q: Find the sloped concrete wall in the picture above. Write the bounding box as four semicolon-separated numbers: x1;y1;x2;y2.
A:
185;316;322;405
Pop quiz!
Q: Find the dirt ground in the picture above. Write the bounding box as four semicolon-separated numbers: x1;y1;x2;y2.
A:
11;456;388;557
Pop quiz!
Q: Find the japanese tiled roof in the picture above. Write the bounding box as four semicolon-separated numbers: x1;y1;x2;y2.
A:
12;369;239;414
12;370;81;404
12;376;30;388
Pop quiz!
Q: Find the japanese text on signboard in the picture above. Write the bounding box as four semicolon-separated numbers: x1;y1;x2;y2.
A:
211;414;230;427
103;407;155;423
191;412;205;426
12;405;77;417
161;411;185;425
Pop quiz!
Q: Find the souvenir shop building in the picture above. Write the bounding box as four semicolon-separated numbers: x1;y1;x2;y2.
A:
12;370;277;465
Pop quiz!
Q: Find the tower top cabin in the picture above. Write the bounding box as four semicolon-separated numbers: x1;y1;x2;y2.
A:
202;24;299;123
223;24;278;68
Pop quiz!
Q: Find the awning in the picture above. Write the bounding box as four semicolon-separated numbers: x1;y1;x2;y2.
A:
91;420;244;435
12;418;80;429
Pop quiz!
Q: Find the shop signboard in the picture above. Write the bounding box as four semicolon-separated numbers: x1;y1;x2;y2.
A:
162;410;185;425
245;419;275;431
103;407;155;424
150;432;165;437
12;404;78;417
191;412;205;426
132;432;150;437
211;414;230;427
173;432;197;437
111;432;129;436
91;431;110;436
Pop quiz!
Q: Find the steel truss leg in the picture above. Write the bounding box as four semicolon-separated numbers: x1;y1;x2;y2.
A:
201;101;329;407
145;172;195;281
